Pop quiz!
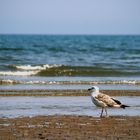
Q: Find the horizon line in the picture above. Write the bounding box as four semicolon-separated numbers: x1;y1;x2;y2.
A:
0;33;140;36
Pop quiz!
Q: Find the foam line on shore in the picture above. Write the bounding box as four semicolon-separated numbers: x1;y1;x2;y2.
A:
1;79;140;85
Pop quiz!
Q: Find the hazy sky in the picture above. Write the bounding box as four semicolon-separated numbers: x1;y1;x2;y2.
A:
0;0;140;34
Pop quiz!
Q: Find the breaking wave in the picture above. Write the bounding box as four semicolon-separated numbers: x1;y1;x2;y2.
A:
0;71;38;76
0;64;140;76
0;64;61;76
14;64;60;70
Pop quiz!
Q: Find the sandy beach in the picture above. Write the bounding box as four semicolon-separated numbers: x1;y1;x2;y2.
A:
0;115;140;140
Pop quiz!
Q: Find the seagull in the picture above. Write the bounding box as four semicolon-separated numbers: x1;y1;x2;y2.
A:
88;86;130;117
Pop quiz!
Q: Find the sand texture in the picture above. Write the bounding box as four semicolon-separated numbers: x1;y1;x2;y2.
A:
0;115;140;140
0;89;140;96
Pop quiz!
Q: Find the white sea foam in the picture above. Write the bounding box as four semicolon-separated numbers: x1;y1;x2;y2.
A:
15;64;60;70
0;79;57;84
0;79;22;84
0;64;61;76
0;79;140;85
0;71;38;76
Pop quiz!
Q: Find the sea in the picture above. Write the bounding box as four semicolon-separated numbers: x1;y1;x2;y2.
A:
1;34;140;118
0;34;140;91
1;96;140;118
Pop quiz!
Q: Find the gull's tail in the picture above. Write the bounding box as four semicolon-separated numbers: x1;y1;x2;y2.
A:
120;104;130;109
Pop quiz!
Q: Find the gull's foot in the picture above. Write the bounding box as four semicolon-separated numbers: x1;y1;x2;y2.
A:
100;115;109;118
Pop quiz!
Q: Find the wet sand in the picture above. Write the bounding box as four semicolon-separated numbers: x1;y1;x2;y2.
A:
0;115;140;140
0;89;140;96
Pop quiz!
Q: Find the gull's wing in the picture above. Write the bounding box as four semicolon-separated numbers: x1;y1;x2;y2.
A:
95;93;120;107
111;97;121;105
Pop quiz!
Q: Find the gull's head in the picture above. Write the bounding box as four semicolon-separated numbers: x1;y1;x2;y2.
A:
88;86;99;92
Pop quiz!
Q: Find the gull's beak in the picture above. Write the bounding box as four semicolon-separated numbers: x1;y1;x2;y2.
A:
88;87;95;91
88;88;92;91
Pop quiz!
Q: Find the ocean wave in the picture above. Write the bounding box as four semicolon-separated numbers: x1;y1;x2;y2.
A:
14;64;61;70
0;47;24;51
0;64;140;76
37;65;140;76
0;71;38;76
0;64;62;76
0;79;140;85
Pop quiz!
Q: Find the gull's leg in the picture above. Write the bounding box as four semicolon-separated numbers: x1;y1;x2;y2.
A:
100;108;104;117
105;108;108;117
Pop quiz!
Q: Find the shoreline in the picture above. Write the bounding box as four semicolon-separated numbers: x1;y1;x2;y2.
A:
0;89;140;96
0;115;140;140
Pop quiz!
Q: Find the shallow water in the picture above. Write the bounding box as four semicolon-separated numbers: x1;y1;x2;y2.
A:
0;96;139;118
1;76;140;91
0;83;140;91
